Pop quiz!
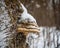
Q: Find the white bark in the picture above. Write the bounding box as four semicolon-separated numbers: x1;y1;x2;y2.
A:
26;27;60;48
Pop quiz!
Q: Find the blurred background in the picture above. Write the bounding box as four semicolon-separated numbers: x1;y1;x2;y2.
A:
20;0;60;27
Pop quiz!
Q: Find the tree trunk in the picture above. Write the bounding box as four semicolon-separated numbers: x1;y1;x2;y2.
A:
0;0;28;48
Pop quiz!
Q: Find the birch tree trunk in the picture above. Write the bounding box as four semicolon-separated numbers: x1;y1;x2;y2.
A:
27;27;60;48
0;0;28;48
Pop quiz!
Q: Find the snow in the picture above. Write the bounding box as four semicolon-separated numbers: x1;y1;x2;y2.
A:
18;3;37;23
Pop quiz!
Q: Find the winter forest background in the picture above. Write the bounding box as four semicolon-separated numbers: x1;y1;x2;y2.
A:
20;0;60;27
0;0;60;48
